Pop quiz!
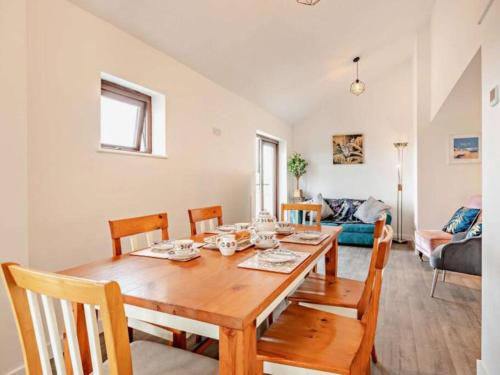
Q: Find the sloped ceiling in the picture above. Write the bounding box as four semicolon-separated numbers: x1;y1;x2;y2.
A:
69;0;435;124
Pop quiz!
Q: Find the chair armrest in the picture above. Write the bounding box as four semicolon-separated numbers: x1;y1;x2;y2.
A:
441;237;482;276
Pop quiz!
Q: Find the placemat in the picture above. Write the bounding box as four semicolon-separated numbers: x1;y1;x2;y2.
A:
279;233;330;246
237;249;310;274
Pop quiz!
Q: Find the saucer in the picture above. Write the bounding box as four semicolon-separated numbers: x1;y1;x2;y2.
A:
165;248;200;261
217;225;235;232
150;240;175;253
276;228;294;235
299;231;322;240
255;239;280;249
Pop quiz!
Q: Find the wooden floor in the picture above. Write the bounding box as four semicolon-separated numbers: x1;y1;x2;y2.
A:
130;243;481;374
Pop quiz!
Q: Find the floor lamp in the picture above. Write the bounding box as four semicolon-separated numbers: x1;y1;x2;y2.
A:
394;142;408;244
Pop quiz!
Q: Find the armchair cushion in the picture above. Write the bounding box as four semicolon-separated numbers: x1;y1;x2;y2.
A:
442;207;481;234
415;230;453;258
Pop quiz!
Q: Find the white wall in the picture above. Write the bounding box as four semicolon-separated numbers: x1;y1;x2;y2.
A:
480;1;500;374
293;61;415;238
0;0;29;374
25;0;291;272
417;50;482;229
430;0;482;119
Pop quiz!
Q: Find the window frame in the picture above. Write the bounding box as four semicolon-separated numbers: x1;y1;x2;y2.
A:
100;79;153;154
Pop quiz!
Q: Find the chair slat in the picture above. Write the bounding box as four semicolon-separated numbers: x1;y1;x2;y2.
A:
61;299;84;375
26;291;52;375
41;295;67;375
145;232;153;247
84;304;103;375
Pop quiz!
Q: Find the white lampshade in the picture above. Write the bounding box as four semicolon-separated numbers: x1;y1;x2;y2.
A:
350;79;366;96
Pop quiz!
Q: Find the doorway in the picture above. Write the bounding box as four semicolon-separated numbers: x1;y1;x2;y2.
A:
256;135;279;217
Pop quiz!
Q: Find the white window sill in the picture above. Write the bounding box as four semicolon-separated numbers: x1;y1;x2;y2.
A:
97;147;168;159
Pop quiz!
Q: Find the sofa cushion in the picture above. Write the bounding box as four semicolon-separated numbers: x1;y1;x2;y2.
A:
353;196;391;223
341;223;376;234
442;207;481;234
415;230;453;257
325;198;364;223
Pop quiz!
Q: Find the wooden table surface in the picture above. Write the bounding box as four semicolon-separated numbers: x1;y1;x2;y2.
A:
60;224;342;374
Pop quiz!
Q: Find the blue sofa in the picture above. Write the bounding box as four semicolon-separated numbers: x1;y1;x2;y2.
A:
321;198;392;247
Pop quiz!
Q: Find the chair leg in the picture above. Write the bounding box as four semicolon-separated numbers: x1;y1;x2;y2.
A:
442;270;446;282
172;330;187;349
371;344;378;364
430;269;439;297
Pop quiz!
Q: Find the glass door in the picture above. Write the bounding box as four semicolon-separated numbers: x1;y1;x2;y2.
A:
256;135;279;216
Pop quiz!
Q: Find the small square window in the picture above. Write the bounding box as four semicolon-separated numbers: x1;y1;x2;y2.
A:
100;80;152;153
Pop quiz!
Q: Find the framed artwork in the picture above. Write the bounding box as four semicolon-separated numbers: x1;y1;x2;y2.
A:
449;134;481;164
332;134;364;164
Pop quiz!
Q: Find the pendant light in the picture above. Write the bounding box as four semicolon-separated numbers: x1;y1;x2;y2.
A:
350;57;366;96
296;0;321;5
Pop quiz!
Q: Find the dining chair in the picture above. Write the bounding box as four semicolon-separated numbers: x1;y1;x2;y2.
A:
188;205;223;236
288;216;389;363
108;213;187;349
281;203;322;226
256;226;392;375
109;212;169;257
0;262;218;375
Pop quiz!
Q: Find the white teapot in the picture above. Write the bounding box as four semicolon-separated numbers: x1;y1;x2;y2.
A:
253;210;277;232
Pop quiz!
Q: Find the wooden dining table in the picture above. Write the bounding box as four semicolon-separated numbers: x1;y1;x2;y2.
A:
60;224;342;375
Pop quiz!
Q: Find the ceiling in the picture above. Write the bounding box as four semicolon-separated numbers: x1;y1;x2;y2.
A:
69;0;435;124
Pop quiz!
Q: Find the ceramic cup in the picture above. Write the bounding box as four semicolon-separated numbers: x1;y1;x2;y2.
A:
235;222;250;231
174;239;194;255
275;221;294;233
254;231;277;249
217;234;237;256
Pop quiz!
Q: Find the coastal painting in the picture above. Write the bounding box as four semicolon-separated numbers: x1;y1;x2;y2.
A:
449;135;481;164
332;134;364;164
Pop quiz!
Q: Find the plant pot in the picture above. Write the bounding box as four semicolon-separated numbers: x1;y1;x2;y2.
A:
293;189;304;198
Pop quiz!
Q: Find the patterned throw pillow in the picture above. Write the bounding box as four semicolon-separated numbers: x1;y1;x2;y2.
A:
442;207;481;234
326;198;364;223
465;222;482;239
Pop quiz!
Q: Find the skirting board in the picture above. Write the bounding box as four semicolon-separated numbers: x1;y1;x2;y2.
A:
477;360;489;375
5;365;24;375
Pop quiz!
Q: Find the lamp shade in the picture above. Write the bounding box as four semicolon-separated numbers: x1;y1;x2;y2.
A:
350;79;366;96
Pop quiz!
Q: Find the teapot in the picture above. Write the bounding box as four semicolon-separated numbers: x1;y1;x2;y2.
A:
253;210;277;232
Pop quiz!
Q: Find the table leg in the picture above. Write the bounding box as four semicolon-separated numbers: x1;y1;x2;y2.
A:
325;238;338;277
219;322;257;375
64;303;92;375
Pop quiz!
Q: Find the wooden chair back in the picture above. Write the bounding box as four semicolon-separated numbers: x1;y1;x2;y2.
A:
280;203;322;226
365;215;387;282
188;205;223;236
109;213;169;256
357;223;393;318
351;269;383;374
1;262;132;375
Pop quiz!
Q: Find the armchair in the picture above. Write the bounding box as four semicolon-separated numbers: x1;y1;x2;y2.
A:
429;232;482;297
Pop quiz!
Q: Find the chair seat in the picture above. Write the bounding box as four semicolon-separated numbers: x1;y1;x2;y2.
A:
414;230;452;258
101;340;218;375
257;304;364;374
288;273;364;311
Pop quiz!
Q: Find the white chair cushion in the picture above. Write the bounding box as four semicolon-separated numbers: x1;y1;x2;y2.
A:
101;340;218;374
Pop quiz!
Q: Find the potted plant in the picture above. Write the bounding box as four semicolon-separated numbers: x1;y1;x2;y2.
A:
288;153;308;198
